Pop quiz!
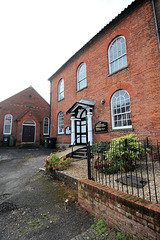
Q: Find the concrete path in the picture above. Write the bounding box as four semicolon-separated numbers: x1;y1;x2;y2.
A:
56;145;86;158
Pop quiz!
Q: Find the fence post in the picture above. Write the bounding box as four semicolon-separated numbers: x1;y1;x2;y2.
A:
87;141;92;180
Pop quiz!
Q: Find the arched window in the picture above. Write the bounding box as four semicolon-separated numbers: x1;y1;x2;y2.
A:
108;36;127;74
77;63;87;91
111;90;132;129
58;78;64;101
58;112;64;134
3;114;13;135
43;117;49;135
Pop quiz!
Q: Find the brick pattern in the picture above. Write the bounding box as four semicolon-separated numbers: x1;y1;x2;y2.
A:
0;87;50;146
78;179;160;240
50;0;160;145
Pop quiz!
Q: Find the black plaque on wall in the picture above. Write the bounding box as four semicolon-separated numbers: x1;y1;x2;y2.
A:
95;121;108;133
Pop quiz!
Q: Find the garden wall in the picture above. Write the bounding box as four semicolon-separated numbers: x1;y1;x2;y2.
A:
50;170;78;190
78;179;160;240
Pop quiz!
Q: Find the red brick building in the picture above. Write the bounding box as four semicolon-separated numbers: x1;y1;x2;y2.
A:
0;87;50;146
49;0;160;146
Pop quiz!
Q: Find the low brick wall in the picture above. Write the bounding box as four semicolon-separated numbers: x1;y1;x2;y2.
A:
78;179;160;240
50;170;79;190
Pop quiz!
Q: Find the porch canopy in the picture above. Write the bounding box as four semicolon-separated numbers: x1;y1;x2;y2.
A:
66;99;95;115
66;99;95;146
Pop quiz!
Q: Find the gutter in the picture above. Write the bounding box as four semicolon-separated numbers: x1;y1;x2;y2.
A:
152;0;160;49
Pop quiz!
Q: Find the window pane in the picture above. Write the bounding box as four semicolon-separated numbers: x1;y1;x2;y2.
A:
77;126;80;133
4;125;11;134
82;135;86;143
79;79;87;89
81;125;86;133
119;57;123;69
128;119;132;125
77;135;80;143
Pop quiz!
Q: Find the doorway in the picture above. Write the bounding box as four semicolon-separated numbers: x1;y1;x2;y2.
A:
22;119;36;143
75;110;87;145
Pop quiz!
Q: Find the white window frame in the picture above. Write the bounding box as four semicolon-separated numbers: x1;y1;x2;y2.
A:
3;114;13;135
108;36;127;74
58;112;64;134
111;90;132;130
77;63;87;91
58;78;64;101
43;117;49;135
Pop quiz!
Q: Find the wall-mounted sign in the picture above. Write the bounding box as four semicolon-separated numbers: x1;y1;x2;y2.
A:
65;126;71;135
95;121;108;133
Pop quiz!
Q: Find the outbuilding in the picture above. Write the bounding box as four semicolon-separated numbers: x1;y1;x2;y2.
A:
0;86;50;146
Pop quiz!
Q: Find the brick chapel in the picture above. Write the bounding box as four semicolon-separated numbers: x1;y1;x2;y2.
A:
48;0;160;147
0;86;50;146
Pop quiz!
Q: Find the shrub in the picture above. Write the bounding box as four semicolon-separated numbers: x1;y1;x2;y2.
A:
105;134;145;162
95;134;145;174
44;153;73;171
92;140;110;154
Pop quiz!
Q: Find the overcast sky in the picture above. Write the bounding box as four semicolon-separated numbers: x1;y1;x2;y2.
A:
0;0;134;103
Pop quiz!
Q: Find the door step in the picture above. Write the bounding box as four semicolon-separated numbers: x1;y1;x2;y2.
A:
72;147;87;161
19;144;39;149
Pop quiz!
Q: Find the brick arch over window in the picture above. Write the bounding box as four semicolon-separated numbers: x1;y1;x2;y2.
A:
105;82;137;104
104;28;131;54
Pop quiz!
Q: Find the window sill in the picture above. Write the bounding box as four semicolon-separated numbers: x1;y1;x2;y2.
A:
110;127;134;132
57;133;64;136
76;86;88;93
108;64;129;77
58;98;64;103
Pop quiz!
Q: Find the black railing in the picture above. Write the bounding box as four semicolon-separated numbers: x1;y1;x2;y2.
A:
87;139;160;204
71;137;81;157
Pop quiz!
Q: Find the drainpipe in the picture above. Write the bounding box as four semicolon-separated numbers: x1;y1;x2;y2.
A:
152;0;160;49
49;80;52;137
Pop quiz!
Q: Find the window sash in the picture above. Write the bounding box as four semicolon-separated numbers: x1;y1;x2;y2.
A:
58;79;64;101
78;78;87;91
109;36;127;74
58;112;64;134
111;90;132;129
77;63;87;91
3;114;12;135
43;118;49;135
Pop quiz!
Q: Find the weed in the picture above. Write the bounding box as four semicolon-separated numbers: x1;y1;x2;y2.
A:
117;231;130;240
24;157;31;161
91;218;107;236
42;213;50;219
